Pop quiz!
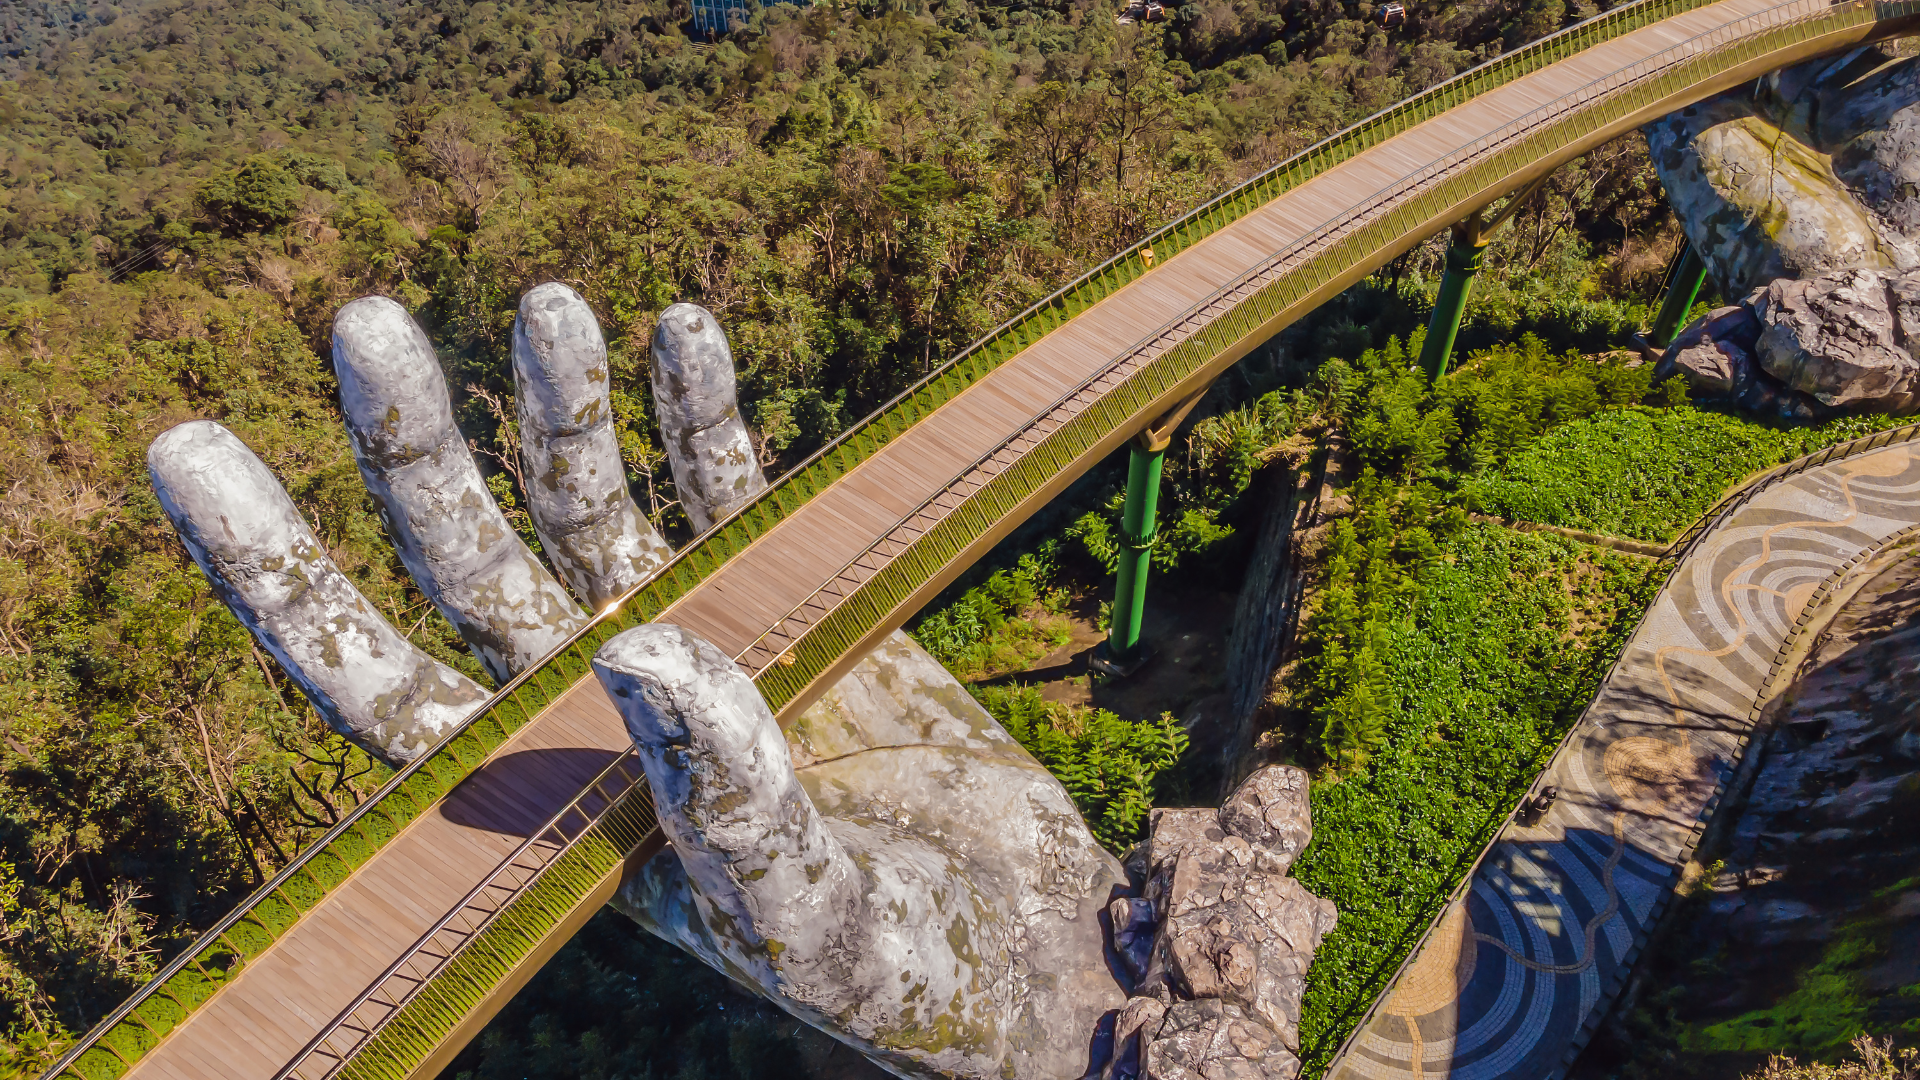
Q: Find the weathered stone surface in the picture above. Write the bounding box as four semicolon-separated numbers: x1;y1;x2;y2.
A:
1654;273;1920;418
1648;48;1920;418
512;283;672;609
1111;897;1157;982
1646;93;1892;296
147;421;486;764
1788;48;1920;257
1217;765;1312;876
1144;1000;1300;1080
333;296;587;680
1655;305;1761;398
650;303;768;532
600;623;1128;1080
1112;767;1333;1079
1751;268;1920;411
1105;996;1169;1079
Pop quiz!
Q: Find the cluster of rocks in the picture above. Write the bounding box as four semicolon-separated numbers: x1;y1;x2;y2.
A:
1654;270;1920;419
1103;766;1337;1080
1646;47;1920;417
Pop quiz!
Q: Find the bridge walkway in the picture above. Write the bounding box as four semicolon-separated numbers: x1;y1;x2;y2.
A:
47;0;1919;1076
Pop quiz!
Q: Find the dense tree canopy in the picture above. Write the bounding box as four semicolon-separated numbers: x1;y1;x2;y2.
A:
0;0;1684;1070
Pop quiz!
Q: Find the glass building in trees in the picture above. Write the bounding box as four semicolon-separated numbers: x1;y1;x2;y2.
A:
692;0;802;36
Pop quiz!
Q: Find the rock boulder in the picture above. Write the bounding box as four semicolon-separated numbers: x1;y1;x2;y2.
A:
1105;766;1336;1080
1752;268;1920;411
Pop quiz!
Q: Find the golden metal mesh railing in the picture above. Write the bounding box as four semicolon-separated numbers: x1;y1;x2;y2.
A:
271;751;647;1080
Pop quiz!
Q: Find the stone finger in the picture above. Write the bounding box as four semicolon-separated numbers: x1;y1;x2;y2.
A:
649;302;768;533
148;420;488;766
333;295;588;682
592;623;857;988
512;283;672;610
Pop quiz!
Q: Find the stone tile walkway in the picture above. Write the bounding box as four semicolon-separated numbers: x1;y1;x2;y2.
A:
1327;437;1920;1080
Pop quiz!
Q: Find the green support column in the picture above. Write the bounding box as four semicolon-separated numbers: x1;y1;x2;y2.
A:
1419;235;1485;383
1094;386;1208;678
1107;433;1166;668
1649;242;1709;347
1416;175;1555;383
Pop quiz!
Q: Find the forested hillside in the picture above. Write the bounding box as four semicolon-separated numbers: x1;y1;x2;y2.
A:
0;0;1674;1070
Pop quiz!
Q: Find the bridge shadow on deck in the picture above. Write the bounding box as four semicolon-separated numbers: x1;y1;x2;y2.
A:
1335;823;1681;1080
437;747;628;838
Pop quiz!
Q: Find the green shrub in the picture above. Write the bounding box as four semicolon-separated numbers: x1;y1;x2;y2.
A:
970;685;1189;853
1293;525;1664;1071
908;543;1070;679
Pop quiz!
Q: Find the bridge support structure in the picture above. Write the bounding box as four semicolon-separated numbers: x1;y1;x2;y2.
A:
1648;240;1710;347
1419;174;1553;382
1094;386;1210;678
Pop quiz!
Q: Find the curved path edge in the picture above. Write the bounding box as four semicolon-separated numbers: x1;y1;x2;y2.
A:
1326;427;1920;1080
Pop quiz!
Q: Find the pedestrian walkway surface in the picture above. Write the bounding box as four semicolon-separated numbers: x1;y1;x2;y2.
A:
1330;439;1920;1080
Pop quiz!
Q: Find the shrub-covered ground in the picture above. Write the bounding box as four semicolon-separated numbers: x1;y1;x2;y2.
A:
1292;525;1663;1067
1465;408;1909;543
0;0;1692;1060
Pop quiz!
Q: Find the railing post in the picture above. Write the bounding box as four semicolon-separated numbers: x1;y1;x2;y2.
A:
1420;227;1488;382
1649;240;1709;347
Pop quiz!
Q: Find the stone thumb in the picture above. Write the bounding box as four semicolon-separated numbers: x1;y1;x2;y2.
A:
592;624;856;978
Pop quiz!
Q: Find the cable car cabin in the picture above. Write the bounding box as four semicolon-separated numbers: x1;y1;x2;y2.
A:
1115;0;1166;22
1378;2;1407;26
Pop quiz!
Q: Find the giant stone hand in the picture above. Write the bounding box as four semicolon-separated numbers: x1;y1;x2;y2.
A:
146;285;1134;1078
601;626;1130;1080
1647;46;1920;416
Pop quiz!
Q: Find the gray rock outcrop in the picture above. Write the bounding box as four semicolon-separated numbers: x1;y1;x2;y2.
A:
1653;268;1920;416
1751;269;1920;410
1104;766;1336;1080
1647;47;1920;416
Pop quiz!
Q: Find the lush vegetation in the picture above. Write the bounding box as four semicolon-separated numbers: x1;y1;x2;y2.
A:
907;542;1073;681
1466;407;1910;542
1198;331;1913;1071
1292;524;1663;1068
0;0;1762;1071
973;683;1189;851
1741;1037;1920;1080
2;0;1650;1064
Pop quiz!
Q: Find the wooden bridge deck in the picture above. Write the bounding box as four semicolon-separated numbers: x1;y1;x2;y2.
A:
110;0;1895;1075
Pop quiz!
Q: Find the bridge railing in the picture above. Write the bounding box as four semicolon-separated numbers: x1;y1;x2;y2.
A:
271;751;648;1080
740;0;1903;711
324;3;1919;1068
46;0;1912;1076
